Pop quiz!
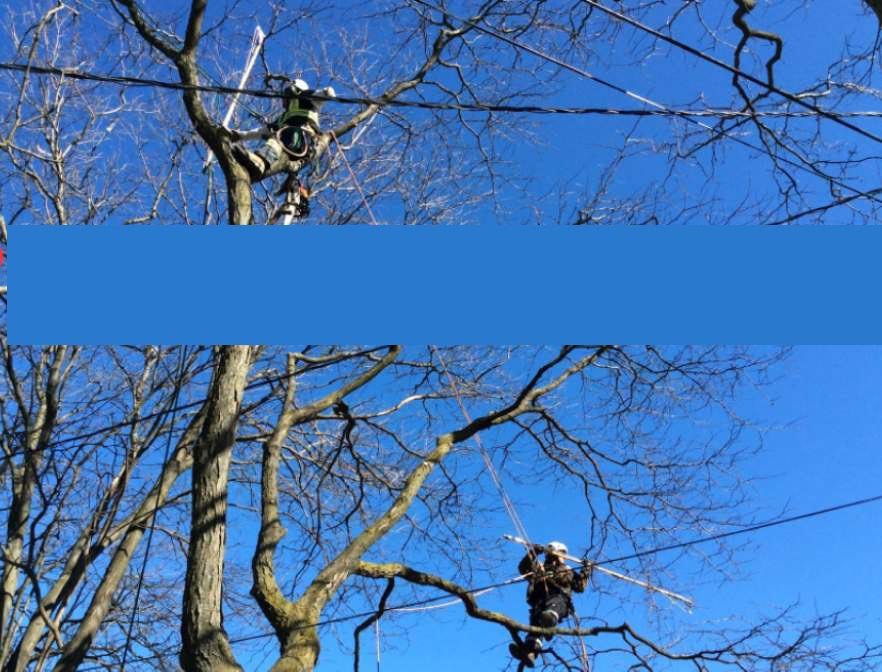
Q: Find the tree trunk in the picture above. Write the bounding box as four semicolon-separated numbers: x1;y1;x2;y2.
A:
226;167;253;225
180;346;251;672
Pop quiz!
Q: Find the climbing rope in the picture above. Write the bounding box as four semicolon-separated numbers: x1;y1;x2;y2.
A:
329;130;379;226
430;346;534;547
571;611;590;672
374;619;381;672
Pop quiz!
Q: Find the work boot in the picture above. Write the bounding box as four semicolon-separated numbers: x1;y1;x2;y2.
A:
509;643;536;669
232;144;269;180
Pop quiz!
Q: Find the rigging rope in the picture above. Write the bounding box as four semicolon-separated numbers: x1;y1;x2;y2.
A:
374;619;381;672
330;130;379;225
430;346;533;547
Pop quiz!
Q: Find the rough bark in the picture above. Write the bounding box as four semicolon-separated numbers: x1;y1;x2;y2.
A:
180;346;252;672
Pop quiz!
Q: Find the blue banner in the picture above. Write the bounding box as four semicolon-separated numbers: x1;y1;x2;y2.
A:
8;226;882;344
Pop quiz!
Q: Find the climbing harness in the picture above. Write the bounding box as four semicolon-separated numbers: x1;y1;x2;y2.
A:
276;83;323;130
276;124;313;160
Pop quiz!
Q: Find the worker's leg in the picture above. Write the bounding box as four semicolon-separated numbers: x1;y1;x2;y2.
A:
539;595;570;641
255;137;283;167
508;605;545;668
525;606;547;652
233;137;283;179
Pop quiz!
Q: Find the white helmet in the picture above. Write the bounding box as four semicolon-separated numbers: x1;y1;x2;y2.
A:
293;78;310;92
546;541;567;556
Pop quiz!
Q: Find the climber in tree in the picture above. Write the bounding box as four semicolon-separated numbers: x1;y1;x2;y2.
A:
510;541;591;668
233;78;336;181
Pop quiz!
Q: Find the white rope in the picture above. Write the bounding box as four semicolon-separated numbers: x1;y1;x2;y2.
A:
329;130;379;225
572;611;591;672
430;346;534;546
374;619;381;672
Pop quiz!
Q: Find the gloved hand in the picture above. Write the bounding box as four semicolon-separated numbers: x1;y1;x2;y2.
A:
531;543;546;554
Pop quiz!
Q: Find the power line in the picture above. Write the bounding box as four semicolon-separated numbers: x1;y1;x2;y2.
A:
5;61;882;120
75;490;882;671
408;0;882;215
597;492;882;566
582;0;882;147
4;59;881;215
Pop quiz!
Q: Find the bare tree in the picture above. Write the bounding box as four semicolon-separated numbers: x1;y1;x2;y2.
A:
4;0;882;225
2;345;879;671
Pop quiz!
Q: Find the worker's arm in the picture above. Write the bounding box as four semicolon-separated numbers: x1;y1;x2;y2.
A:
310;86;336;113
573;562;592;593
518;545;544;575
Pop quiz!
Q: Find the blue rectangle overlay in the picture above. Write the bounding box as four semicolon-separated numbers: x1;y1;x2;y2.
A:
8;226;882;344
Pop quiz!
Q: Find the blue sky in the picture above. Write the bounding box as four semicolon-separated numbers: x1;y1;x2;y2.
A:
274;346;881;672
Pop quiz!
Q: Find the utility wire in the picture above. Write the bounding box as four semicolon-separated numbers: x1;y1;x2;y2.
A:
5;56;882;221
76;490;882;671
6;58;880;220
5;61;882;119
582;0;882;147
598;492;882;566
408;0;882;214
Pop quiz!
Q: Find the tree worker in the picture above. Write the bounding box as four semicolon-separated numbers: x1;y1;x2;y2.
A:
510;541;591;668
233;78;336;181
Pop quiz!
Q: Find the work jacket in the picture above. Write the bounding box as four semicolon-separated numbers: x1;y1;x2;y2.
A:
519;553;589;608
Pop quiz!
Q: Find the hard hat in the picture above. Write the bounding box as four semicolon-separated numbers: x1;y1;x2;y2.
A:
293;78;310;92
546;541;567;555
324;86;336;98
